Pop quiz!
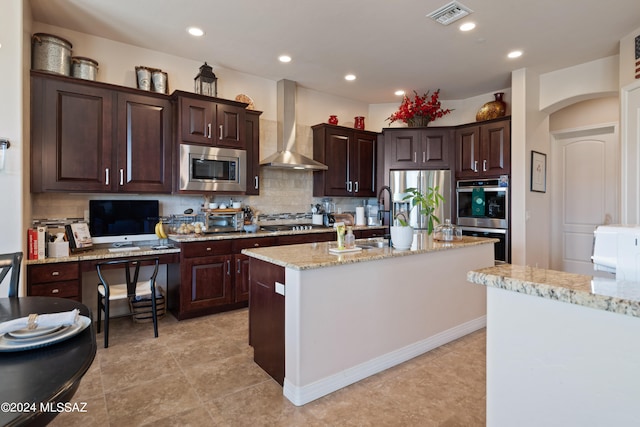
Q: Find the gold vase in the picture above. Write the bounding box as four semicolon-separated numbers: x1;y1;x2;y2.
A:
476;92;507;122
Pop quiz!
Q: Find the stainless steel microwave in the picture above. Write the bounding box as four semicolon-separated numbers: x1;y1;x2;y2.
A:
179;144;247;192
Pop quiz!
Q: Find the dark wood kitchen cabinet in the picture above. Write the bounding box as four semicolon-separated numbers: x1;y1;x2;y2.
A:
30;71;172;193
27;262;81;302
312;123;378;198
248;257;285;385
174;91;247;149
172;240;234;320
244;110;262;195
455;118;510;179
232;237;278;303
384;127;453;170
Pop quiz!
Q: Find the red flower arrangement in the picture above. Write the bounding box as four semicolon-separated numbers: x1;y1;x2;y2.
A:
387;89;452;126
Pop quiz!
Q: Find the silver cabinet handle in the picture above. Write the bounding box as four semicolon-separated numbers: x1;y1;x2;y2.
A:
227;259;231;275
483;160;487;171
347;181;353;192
237;259;241;274
423;152;426;163
51;288;59;294
51;271;60;276
219;124;223;140
206;247;212;251
414;152;417;163
474;161;478;172
119;169;124;186
105;168;110;185
207;123;212;138
355;181;359;193
254;176;259;189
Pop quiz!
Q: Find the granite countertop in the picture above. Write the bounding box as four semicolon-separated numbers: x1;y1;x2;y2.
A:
25;245;181;265
167;225;385;242
26;226;388;264
467;264;640;318
242;235;496;271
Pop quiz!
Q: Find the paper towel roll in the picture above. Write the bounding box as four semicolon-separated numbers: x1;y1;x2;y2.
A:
355;206;366;226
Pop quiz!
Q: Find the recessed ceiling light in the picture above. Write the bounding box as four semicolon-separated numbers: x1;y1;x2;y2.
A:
395;90;405;96
279;55;292;63
345;74;356;81
187;27;204;37
508;50;523;59
459;22;475;31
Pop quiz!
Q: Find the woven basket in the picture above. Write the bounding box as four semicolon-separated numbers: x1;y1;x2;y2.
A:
129;288;166;323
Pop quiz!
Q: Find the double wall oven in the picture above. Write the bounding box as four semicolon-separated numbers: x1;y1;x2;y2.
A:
456;178;510;263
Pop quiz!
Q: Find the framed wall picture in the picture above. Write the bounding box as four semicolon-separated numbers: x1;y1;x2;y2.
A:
531;151;547;193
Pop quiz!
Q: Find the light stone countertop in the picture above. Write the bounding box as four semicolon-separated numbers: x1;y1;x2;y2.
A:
167;225;386;242
467;264;640;318
26;226;387;264
242;235;497;270
25;245;181;265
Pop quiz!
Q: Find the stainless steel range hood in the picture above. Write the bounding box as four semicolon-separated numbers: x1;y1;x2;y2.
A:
260;79;328;171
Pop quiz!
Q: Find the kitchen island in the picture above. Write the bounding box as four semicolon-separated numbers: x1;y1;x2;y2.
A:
243;234;496;406
468;264;640;427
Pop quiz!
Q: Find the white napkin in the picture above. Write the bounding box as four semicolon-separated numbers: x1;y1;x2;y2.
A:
0;309;80;335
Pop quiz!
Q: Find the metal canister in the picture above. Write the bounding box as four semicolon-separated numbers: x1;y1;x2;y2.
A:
71;57;98;81
31;33;73;76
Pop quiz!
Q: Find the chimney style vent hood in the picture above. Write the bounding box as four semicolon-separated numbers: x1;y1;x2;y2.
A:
260;79;328;171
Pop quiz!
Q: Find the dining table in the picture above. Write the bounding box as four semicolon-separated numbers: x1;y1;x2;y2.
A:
0;296;96;427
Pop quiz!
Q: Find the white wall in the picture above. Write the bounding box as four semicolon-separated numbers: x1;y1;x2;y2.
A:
0;0;27;295
539;56;619;113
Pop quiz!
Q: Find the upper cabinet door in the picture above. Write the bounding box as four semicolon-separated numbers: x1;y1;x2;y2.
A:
179;96;215;144
455;119;510;178
323;128;351;196
177;94;246;148
481;120;511;176
216;103;246;149
353;132;377;197
455;126;481;178
32;75;113;192
116;93;172;193
313;124;379;197
386;129;421;169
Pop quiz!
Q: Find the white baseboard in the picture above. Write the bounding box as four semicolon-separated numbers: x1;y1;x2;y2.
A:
283;315;486;406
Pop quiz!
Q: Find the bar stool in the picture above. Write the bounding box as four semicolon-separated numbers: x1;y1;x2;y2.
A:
96;257;160;348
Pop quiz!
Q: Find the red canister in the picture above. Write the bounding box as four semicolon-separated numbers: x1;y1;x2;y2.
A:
354;116;365;130
328;115;338;125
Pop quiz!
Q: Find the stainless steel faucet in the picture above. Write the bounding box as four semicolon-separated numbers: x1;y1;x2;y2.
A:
377;185;392;225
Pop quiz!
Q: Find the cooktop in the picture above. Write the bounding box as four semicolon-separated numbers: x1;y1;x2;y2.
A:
260;223;328;232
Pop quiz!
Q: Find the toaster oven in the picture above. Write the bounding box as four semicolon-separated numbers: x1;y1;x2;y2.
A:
204;210;245;234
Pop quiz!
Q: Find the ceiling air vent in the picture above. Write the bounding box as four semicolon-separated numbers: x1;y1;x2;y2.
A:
427;1;473;25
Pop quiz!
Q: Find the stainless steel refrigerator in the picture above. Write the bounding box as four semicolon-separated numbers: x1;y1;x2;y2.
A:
389;170;452;229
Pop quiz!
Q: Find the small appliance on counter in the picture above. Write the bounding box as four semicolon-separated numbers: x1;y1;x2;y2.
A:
592;224;640;281
203;208;245;234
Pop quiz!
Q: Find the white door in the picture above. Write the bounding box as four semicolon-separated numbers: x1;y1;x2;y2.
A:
550;125;618;275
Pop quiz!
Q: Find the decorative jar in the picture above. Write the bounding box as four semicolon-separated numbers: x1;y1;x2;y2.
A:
476;92;507;122
354;116;365;130
328;115;338;125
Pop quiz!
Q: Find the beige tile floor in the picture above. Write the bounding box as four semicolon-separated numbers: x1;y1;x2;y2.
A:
50;309;486;427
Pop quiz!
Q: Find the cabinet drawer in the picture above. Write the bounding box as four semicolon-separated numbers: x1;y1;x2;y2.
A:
29;281;79;298
28;263;79;283
181;240;232;258
232;237;278;252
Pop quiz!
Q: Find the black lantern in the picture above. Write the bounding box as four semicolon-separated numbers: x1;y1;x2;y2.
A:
194;62;217;97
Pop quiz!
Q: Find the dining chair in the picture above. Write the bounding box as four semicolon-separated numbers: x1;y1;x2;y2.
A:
96;257;161;348
0;252;23;297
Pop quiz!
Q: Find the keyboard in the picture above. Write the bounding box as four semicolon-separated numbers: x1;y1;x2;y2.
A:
108;246;141;253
